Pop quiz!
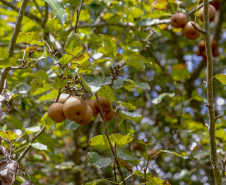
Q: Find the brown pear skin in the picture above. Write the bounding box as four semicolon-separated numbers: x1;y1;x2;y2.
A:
171;12;187;28
75;105;93;125
198;40;205;51
101;109;114;121
183;22;200;40
48;103;66;123
63;96;88;121
199;5;216;22
57;93;70;103
87;99;99;116
96;96;112;112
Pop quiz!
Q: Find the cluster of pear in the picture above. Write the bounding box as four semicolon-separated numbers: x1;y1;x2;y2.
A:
171;4;216;40
195;39;219;60
48;94;114;125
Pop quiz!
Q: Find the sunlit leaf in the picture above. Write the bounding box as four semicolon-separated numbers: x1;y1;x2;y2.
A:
89;135;112;150
152;93;175;104
46;18;62;31
64;32;82;56
44;0;67;26
0;57;17;67
120;110;143;122
116;101;136;110
25;126;41;134
9;83;31;101
215;74;226;85
136;139;153;146
83;75;101;94
0;130;18;140
97;85;116;103
31;142;48;150
59;54;73;65
38;89;58;101
110;133;134;148
160;150;188;159
0;47;9;59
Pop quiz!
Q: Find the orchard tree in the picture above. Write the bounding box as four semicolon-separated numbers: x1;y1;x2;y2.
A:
0;0;225;184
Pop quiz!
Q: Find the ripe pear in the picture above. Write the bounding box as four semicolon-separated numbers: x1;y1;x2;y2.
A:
63;96;88;121
57;93;70;103
183;22;200;40
75;105;93;125
48;103;66;123
198;40;205;51
171;12;187;28
96;96;112;112
101;109;114;121
199;5;216;22
87;99;99;116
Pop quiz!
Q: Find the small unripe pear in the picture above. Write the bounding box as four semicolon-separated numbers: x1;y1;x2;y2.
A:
48;103;66;123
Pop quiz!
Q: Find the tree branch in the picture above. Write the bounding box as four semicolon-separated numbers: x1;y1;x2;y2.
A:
0;0;29;94
204;0;222;184
17;126;46;162
0;0;42;24
74;0;84;33
95;94;127;185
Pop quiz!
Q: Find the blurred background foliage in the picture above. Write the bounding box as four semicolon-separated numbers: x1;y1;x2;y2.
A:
0;0;226;184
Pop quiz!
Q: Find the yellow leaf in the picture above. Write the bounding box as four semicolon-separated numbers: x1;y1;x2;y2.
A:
158;24;167;30
21;46;37;52
117;158;133;174
0;130;19;140
70;52;89;68
172;27;182;32
153;0;168;10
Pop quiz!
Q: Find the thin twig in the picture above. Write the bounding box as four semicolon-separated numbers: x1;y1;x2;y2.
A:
0;0;42;24
95;94;127;185
144;153;151;185
204;0;222;184
74;0;84;33
0;0;29;94
17;126;46;162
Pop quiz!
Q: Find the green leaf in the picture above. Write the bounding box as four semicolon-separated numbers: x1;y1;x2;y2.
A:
38;89;58;101
16;32;43;45
0;47;9;59
33;82;52;96
85;179;107;185
87;152;111;168
46;18;62;31
43;114;55;132
152;93;175;104
59;54;73;65
9;83;31;101
120;110;143;122
135;82;150;90
160;150;188;159
100;34;116;57
118;152;139;161
25;125;41;134
44;0;67;26
124;54;145;70
172;64;191;81
0;57;17;68
89;135;111;150
65;120;79;130
30;50;47;61
83;75;101;94
147;175;163;185
97;85;116;103
31;142;48;150
136;139;153;146
71;52;89;66
52;77;69;89
64;32;82;56
116;101;136;110
215;74;226;85
110;133;134;148
30;79;43;92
